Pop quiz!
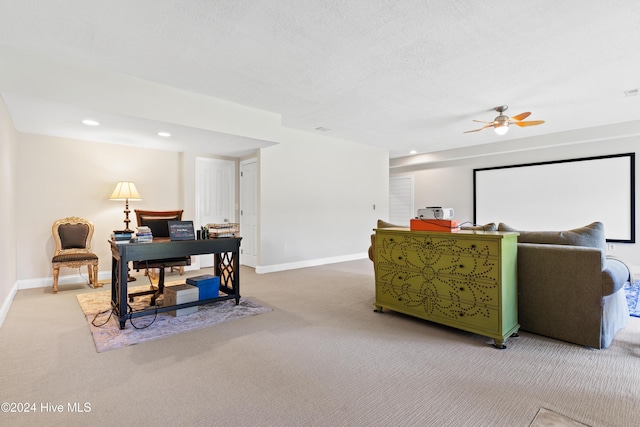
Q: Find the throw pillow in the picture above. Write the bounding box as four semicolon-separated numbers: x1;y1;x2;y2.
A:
369;219;405;262
461;223;497;231
497;222;606;252
377;219;404;228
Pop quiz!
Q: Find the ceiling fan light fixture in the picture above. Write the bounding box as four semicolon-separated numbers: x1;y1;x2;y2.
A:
494;113;510;135
464;105;544;134
494;124;509;135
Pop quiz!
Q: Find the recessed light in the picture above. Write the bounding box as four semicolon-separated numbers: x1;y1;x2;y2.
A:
410;150;417;155
82;119;100;126
158;132;171;137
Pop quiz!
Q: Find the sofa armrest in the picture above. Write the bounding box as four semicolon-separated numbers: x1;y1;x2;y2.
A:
368;234;375;262
517;242;605;307
602;257;630;295
518;243;604;285
517;243;605;348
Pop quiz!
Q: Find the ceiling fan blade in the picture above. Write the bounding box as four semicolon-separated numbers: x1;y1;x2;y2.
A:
510;112;531;121
464;125;493;133
472;119;496;124
512;120;545;127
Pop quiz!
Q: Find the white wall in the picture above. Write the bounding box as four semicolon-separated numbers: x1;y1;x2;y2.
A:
391;128;640;275
15;133;183;284
258;127;389;272
0;96;18;327
8;125;389;288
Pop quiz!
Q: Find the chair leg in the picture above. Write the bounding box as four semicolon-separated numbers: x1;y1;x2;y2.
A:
95;264;102;288
150;267;166;306
52;266;59;294
170;266;185;276
90;263;102;288
87;265;93;287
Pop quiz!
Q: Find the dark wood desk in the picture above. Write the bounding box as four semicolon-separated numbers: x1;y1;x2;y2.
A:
110;238;242;329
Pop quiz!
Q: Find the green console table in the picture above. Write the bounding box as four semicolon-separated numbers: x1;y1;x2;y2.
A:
373;228;519;348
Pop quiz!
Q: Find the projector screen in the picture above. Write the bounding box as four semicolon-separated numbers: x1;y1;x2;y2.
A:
474;153;635;242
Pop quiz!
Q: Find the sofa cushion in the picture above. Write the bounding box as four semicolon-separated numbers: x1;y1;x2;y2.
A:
369;219;405;261
498;222;606;249
377;219;404;229
461;223;497;231
498;221;607;265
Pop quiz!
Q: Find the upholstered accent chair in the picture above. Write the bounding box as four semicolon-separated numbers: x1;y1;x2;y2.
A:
51;217;101;293
129;209;191;304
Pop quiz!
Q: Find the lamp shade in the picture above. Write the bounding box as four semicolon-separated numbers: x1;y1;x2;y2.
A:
109;182;142;201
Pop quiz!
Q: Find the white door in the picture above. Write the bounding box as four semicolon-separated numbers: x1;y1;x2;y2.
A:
196;157;236;268
389;176;414;226
240;159;258;267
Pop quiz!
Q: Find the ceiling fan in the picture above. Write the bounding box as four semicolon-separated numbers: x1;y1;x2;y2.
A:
464;105;545;135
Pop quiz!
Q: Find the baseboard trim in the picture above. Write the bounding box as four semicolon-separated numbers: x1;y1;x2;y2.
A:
17;271;113;291
255;253;368;274
0;282;18;329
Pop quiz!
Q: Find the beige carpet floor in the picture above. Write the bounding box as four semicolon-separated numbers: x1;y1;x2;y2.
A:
1;259;639;427
530;408;590;426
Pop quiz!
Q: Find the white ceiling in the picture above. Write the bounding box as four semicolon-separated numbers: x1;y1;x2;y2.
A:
1;0;639;159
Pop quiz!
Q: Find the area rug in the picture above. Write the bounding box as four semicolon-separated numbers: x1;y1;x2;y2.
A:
76;285;271;352
623;279;640;318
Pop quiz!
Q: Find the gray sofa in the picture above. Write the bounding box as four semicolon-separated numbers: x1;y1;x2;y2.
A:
498;222;630;349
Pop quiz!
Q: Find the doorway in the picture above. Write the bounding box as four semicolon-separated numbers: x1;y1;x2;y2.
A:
240;158;258;267
195;157;236;268
389;175;414;226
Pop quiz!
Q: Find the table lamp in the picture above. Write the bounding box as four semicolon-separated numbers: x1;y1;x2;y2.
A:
110;181;142;232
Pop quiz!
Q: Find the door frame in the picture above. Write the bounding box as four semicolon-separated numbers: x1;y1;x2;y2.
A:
239;158;258;268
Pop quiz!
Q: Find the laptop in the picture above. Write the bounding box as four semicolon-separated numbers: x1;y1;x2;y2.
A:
167;220;196;241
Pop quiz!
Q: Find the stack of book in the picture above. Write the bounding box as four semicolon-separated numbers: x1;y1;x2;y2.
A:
136;226;153;243
208;222;239;238
112;230;134;244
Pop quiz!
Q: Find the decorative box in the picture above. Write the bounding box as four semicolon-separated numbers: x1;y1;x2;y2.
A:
410;219;460;232
186;274;220;300
164;284;199;316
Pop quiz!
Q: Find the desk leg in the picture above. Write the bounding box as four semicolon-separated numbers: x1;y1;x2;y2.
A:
111;256;117;308
233;251;240;304
112;255;129;330
119;258;128;329
216;251;240;305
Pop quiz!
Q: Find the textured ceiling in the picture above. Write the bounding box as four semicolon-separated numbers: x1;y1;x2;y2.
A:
1;0;639;159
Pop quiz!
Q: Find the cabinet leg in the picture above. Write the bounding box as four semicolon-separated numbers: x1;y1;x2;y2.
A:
373;305;383;313
492;339;507;349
